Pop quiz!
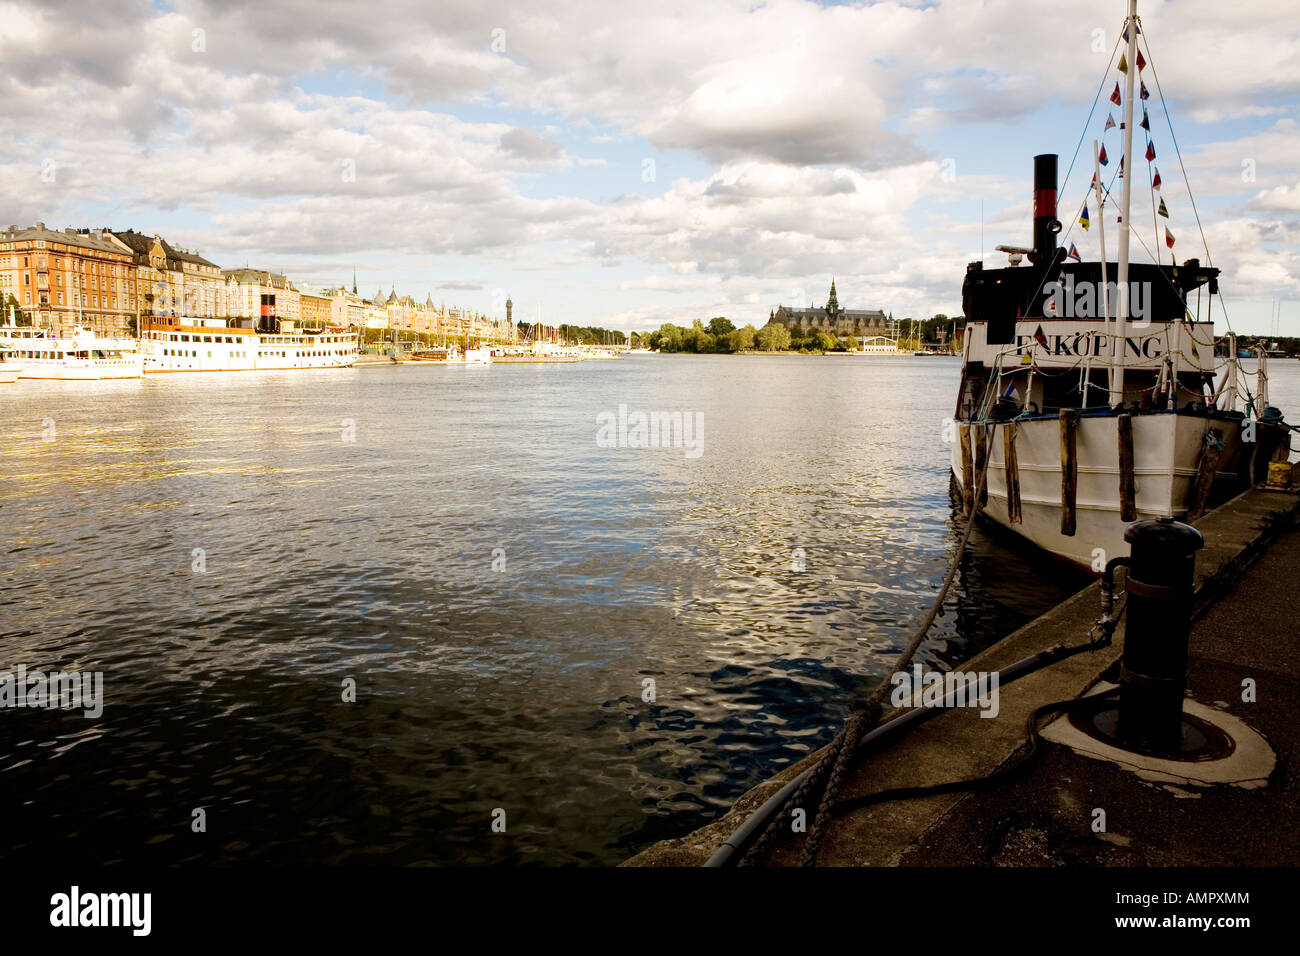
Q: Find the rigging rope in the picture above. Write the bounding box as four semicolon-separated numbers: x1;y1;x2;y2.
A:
1140;31;1216;274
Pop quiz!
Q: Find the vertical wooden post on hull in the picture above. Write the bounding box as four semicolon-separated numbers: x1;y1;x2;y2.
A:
973;423;989;509
1117;413;1137;521
1060;409;1079;536
1003;423;1022;523
1187;427;1225;522
960;423;975;516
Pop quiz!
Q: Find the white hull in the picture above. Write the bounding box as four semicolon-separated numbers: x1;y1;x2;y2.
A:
16;360;143;380
0;326;144;379
951;412;1243;570
458;347;492;365
0;363;20;384
141;327;358;373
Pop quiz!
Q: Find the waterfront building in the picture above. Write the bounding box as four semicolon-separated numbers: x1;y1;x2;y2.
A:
0;223;135;336
297;286;334;329
329;287;366;329
224;269;301;326
4;221;503;347
109;230;226;329
769;279;888;337
363;288;390;330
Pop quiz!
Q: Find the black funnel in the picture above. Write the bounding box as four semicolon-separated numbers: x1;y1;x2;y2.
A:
1030;154;1059;265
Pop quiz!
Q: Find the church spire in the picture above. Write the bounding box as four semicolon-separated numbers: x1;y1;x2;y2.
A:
352;268;357;295
826;277;839;315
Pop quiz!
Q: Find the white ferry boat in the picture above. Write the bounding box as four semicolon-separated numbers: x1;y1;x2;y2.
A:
950;0;1291;572
140;316;359;372
0;325;144;380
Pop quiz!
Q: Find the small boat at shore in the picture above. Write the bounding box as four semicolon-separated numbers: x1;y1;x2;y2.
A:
950;0;1292;572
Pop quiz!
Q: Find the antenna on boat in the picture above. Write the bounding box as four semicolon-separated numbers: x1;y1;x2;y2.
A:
1111;0;1139;407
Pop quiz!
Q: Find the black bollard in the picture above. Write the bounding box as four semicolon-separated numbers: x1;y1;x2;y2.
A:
1118;517;1204;752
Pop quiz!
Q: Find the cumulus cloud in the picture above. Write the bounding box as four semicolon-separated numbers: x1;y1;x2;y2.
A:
0;0;1296;328
499;127;564;162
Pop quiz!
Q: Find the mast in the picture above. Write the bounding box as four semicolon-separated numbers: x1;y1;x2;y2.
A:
1110;0;1138;406
1093;139;1111;408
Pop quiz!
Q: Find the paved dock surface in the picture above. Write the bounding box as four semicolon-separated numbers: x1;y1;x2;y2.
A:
900;527;1300;866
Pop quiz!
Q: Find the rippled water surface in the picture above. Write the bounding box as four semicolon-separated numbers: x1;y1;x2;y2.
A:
14;355;1287;865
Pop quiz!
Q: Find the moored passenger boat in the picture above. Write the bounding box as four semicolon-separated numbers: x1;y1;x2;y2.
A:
951;0;1292;572
140;315;359;372
0;325;144;379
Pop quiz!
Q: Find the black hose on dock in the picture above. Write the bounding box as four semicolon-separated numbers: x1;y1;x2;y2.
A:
703;631;1117;867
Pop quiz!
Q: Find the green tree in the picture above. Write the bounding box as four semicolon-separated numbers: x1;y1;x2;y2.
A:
812;330;837;352
682;319;714;353
728;325;757;352
654;323;685;352
708;316;734;340
756;323;791;351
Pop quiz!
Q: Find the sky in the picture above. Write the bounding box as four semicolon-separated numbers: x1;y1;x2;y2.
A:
2;0;1298;335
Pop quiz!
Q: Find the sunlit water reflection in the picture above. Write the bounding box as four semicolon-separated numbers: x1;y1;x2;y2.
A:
9;355;1286;864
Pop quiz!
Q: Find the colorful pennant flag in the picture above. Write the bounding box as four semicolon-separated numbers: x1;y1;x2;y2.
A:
1152;167;1162;190
1067;243;1081;262
1104;113;1116;131
1098;144;1109;166
1033;324;1049;348
1119;155;1125;178
1110;83;1123;106
1136;50;1146;71
1080;206;1091;231
1146;141;1156;162
1118;52;1128;74
1140;110;1150;131
1165;227;1176;249
1140;80;1150;100
1158;197;1169;218
1121;23;1141;43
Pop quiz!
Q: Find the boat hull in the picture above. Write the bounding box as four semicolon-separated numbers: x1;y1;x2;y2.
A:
13;357;144;380
951;411;1244;570
1;326;144;379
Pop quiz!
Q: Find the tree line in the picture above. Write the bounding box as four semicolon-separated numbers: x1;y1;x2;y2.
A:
644;315;966;353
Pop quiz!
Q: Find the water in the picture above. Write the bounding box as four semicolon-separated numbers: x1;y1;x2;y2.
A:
8;355;1290;866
